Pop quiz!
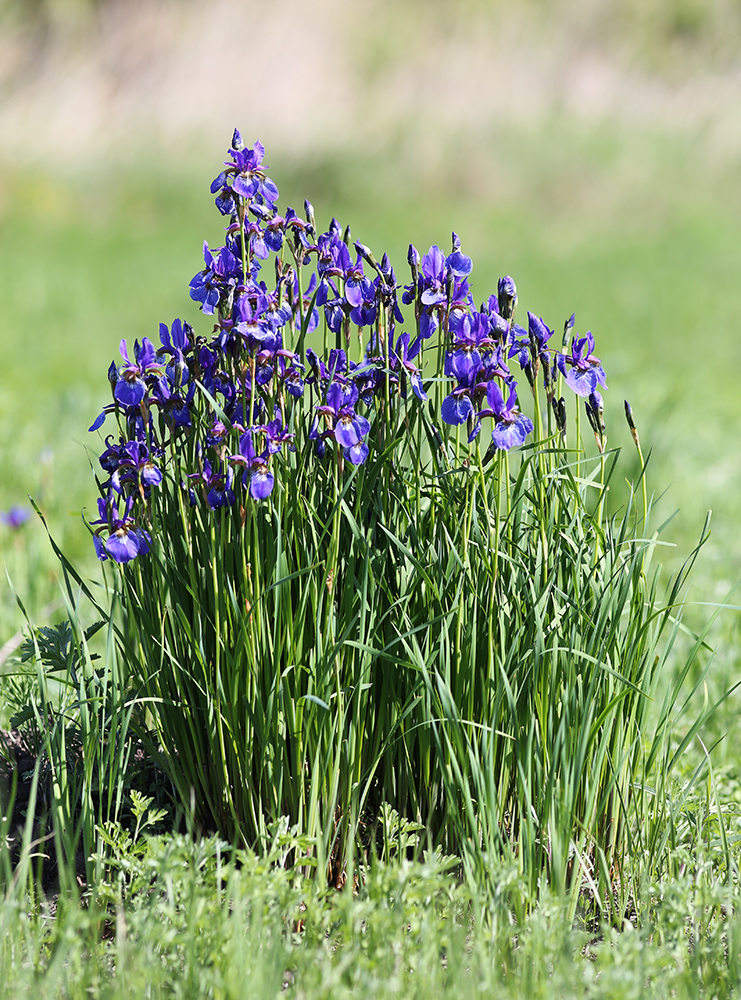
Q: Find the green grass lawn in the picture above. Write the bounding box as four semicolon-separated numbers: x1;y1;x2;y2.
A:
1;114;741;997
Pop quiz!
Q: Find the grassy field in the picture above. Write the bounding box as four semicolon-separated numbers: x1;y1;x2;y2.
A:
2;109;741;995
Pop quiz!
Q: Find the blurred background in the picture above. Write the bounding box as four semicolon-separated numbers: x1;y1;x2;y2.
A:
1;0;741;643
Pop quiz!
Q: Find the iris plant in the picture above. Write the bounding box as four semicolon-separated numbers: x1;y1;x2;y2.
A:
86;133;610;562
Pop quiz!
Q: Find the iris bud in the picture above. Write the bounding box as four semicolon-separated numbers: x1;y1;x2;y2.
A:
563;313;575;349
497;276;517;320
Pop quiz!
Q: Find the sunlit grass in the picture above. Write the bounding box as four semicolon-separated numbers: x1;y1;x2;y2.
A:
1;112;741;999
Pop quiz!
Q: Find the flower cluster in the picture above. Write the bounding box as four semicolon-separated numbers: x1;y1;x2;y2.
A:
87;131;608;562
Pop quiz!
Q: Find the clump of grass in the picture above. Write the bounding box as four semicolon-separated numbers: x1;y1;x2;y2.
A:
22;129;723;906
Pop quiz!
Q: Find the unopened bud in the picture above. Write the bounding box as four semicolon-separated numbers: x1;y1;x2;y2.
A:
624;399;640;448
354;241;376;266
552;395;567;438
585;392;606;452
563;313;575;349
497;276;517;321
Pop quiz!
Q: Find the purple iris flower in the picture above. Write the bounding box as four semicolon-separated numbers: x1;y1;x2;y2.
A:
91;494;150;564
284;207;315;252
419;246;447;307
189;242;240;315
349;276;379;328
392;332;427;401
446;233;473;279
115;338;162;407
98;435;124;475
210;171;237;217
480;294;510;342
279;355;306;398
204;419;231;452
226;137;279;206
260;411;294;454
527;313;554;362
159;318;193;357
305;348;329;389
0;505;30;529
191;460;236;510
507;312;555;386
476;345;512;386
245;219;270;260
323;298;346;335
151;370;195;428
316;381;371;464
319;382;370;448
344;256;366;308
157;318;193;388
479;381;533;451
441;389;474;426
441;364;479;426
441;330;489;426
230;431;274;500
265;214;286;253
110;440;163;494
557;331;608;397
444;346;481;383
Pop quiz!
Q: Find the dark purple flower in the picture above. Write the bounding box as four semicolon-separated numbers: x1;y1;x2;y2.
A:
322;382;370;448
441;358;482;427
441;389;474;426
230;431;274;499
227;138;279;206
110;440;163;494
150;371;195;428
446;233;473;278
0;505;30;529
280;356;306;398
419;246;447;307
392;332;427;402
527;312;554;360
260;410;294;455
193;460;236;510
479;381;533;451
115;338;162;408
344;441;369;465
158;318;193;357
557;331;608;398
315;380;371;463
189;242;240;315
91;494;150;563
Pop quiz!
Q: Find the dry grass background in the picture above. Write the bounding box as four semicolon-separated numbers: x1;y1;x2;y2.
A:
2;0;741;170
2;0;741;594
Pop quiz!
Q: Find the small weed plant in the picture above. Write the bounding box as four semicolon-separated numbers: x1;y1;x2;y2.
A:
48;131;717;906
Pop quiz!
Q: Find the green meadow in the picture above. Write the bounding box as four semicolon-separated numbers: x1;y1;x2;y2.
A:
2;108;741;996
